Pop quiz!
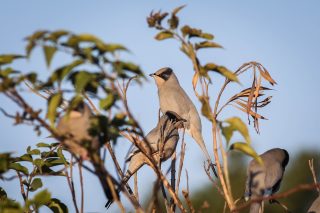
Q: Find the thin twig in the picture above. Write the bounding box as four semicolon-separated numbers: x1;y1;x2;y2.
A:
309;159;320;194
134;172;139;203
78;159;84;213
65;157;79;213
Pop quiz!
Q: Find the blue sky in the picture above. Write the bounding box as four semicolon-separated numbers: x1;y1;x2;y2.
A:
1;1;320;212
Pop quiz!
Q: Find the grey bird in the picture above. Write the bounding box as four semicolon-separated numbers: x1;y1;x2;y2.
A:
244;148;289;213
56;102;100;160
149;67;211;163
308;196;320;213
105;111;186;208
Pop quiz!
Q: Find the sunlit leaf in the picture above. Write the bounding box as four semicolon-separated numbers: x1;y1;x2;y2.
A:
47;92;62;126
222;117;251;144
27;149;40;155
195;41;223;50
199;96;212;121
51;60;84;83
0;55;25;66
230;142;262;164
43;46;57;68
46;198;68;213
155;31;174;40
30;178;43;192
47;30;69;42
36;142;51;148
100;94;115;111
204;63;239;82
9;163;29;175
32;189;51;208
181;25;214;40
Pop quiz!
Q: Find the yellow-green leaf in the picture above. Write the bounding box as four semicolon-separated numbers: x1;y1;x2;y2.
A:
47;93;62;126
155;31;174;40
204;63;239;82
43;46;57;68
195;41;223;50
100;94;115;110
199;96;212;121
0;55;25;66
225;117;251;144
30;178;43;192
32;189;51;207
230;142;262;164
46;198;68;213
9;163;29;175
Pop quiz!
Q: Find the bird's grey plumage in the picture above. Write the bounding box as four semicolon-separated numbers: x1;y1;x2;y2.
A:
124;111;185;183
105;111;185;208
56;103;99;160
308;196;320;213
150;67;211;162
244;148;289;213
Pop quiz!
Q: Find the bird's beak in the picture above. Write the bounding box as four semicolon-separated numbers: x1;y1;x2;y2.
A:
149;73;155;77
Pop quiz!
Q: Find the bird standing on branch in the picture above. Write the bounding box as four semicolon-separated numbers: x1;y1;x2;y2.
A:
56;102;100;160
105;111;186;208
150;67;214;171
244;148;289;213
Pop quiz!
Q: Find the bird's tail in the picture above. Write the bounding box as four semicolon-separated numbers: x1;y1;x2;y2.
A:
250;201;262;213
193;131;218;177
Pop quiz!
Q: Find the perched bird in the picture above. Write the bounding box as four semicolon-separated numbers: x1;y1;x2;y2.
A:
308;196;320;213
244;148;289;213
56;102;100;160
149;67;211;162
105;111;186;208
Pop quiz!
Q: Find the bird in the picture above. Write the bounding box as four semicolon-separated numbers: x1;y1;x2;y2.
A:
105;111;186;208
308;196;320;213
149;67;212;164
244;148;289;213
57;102;117;206
56;102;100;160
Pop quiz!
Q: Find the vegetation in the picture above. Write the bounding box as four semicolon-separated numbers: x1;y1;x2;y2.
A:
0;5;319;213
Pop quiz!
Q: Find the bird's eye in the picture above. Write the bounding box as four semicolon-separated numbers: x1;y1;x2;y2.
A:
159;69;172;80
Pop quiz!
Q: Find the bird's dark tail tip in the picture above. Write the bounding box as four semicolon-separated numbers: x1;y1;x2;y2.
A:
105;199;113;209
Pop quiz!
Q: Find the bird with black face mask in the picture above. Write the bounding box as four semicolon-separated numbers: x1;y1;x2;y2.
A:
244;148;289;213
105;111;186;209
56;102;100;160
308;196;320;213
149;67;213;168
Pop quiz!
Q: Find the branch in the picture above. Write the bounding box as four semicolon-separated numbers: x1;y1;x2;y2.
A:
233;183;320;212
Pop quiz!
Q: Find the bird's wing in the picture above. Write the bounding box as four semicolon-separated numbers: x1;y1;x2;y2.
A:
264;162;283;193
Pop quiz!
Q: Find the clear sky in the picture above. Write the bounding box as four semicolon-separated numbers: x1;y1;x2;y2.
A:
1;1;320;212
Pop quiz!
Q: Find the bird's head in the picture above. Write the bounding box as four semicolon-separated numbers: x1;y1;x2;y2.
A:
149;67;177;87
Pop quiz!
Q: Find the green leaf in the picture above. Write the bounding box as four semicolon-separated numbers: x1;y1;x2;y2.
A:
221;117;251;145
30;178;43;192
43;46;57;68
155;31;174;40
195;41;223;50
36;142;51;148
18;154;33;162
74;71;93;93
0;55;25;66
57;148;67;165
46;198;68;213
47;30;69;42
204;63;239;82
51;60;84;83
47;93;62;126
98;43;128;53
99;94;115;111
9;163;28;175
230;142;262;164
32;189;51;208
199;96;212;121
27;149;40;155
0;153;11;174
0;187;7;201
